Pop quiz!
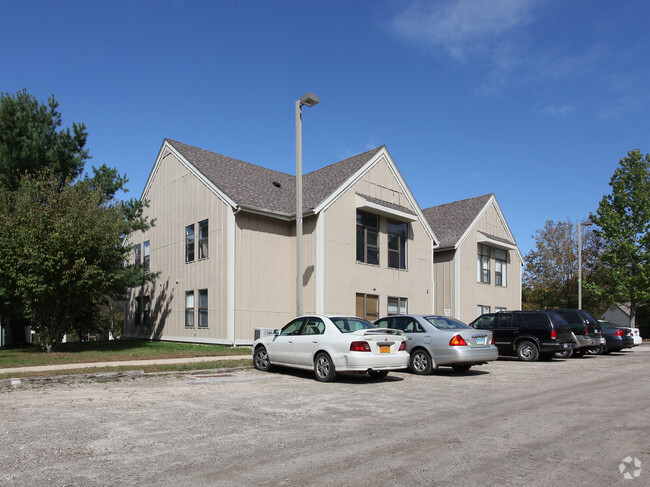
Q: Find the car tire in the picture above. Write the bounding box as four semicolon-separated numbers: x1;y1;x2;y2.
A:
451;364;471;373
539;353;554;361
554;348;573;359
410;349;433;375
573;349;586;358
314;352;336;382
587;346;603;355
516;340;539;361
368;370;389;379
253;346;271;372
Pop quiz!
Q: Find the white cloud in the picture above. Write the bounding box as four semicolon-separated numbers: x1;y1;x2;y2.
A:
541;105;575;117
391;0;538;60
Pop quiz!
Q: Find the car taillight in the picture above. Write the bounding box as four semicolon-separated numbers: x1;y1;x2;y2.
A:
398;340;407;351
449;335;468;347
582;326;589;336
613;329;625;337
551;329;557;339
350;341;371;352
491;335;494;345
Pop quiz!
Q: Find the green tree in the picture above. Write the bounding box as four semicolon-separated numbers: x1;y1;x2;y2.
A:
589;149;650;327
0;89;89;191
0;171;152;351
523;219;603;313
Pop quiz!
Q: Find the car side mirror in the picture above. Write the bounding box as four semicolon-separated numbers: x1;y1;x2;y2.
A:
273;329;280;336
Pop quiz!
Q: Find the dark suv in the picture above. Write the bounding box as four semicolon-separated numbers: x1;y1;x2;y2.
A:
543;309;603;357
469;311;574;361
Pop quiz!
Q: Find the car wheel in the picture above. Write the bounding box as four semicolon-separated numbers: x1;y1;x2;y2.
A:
554;348;573;359
451;364;471;373
368;370;389;379
410;349;433;375
253;346;271;372
587;346;603;355
314;352;336;382
516;341;539;361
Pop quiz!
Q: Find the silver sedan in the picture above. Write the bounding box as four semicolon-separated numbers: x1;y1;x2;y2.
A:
375;315;498;374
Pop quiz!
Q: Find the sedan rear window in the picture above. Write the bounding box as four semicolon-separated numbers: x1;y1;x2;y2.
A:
331;317;376;333
424;316;471;330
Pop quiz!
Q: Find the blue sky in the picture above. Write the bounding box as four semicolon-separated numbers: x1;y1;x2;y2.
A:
3;0;649;257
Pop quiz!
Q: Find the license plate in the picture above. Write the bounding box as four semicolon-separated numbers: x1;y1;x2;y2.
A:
379;344;391;353
475;337;486;345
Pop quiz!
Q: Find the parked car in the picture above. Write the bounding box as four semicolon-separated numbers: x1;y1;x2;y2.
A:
374;315;498;374
543;309;603;358
252;315;410;382
599;322;635;354
469;311;574;361
629;325;643;346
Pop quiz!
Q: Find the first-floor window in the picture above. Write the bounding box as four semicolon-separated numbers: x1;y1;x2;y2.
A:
135;298;142;327
143;296;151;327
387;296;408;315
496;307;507;312
198;289;208;328
356;293;379;321
185;291;195;328
477;305;491;316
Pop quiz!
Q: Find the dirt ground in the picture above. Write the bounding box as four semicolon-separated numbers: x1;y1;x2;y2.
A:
1;346;648;486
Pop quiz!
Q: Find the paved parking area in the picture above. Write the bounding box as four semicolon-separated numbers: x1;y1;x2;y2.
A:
1;346;648;486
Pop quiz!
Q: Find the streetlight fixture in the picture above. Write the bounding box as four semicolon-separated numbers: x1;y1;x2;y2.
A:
578;220;593;309
295;93;319;317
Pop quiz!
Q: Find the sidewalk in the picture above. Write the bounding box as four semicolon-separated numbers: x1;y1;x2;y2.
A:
0;354;252;376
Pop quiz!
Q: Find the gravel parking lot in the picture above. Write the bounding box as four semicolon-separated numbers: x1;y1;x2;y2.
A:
1;346;648;486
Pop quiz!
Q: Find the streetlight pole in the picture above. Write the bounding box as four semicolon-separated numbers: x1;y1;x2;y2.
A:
578;220;592;310
295;93;319;317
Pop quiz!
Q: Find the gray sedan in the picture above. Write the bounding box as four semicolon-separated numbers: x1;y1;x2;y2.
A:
375;315;498;374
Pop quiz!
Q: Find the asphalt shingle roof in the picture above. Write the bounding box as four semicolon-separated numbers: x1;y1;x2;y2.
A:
167;139;383;216
422;194;493;249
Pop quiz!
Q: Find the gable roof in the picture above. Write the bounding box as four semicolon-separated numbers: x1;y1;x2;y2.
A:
157;139;383;217
422;194;493;249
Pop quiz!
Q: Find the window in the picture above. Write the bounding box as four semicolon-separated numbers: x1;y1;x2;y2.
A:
387;297;408;315
143;296;151;327
387;220;407;269
496;307;507;313
135;298;142;327
281;318;305;336
185;291;195;328
477;244;490;284
356;293;379;321
477;305;491;316
495;249;507;287
198;220;209;259
135;243;141;265
303;318;325;335
186;224;195;262
198;289;208;328
143;241;150;273
356;211;379;265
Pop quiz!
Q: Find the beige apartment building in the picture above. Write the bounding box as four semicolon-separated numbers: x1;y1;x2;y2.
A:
423;194;523;323
124;140;522;345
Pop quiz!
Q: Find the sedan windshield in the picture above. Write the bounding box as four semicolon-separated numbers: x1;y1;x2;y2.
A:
424;316;472;330
330;317;377;333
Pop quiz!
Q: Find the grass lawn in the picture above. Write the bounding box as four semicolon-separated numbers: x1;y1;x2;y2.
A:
0;339;251;369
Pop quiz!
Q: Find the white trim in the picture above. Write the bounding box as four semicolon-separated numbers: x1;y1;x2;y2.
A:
431;240;435;314
355;194;418;221
454;252;461;319
477;233;519;252
316;212;325;314
227;207;236;344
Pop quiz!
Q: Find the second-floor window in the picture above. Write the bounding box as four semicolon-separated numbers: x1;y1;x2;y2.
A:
495;249;507;287
198;220;208;259
356;211;379;265
143;241;150;272
186;224;195;262
387;220;407;269
135;243;141;265
477;244;490;284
